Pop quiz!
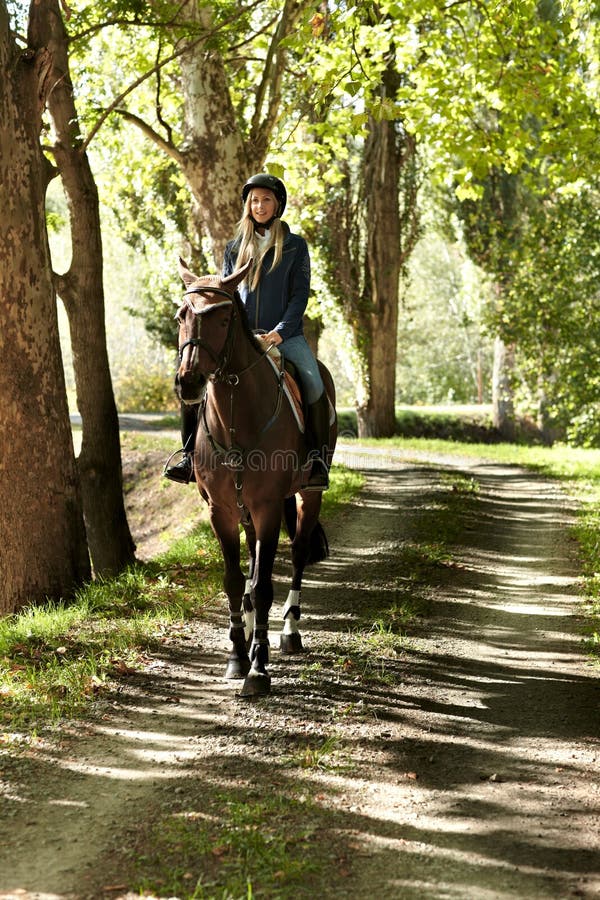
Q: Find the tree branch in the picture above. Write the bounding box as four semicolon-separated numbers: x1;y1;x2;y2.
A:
250;0;312;159
81;34;204;151
113;109;184;165
79;0;267;151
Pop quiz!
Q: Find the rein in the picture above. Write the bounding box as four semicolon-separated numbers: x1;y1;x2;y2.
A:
180;285;286;509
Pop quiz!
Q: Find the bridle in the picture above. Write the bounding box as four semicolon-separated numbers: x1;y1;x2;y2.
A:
178;286;237;378
179;286;278;384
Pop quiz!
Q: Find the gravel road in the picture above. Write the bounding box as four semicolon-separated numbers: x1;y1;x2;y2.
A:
0;449;598;899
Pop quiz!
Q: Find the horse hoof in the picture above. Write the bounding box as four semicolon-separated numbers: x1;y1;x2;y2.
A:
280;632;303;654
239;670;271;698
225;657;251;679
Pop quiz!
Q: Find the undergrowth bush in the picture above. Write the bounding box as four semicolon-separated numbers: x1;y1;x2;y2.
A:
113;363;178;413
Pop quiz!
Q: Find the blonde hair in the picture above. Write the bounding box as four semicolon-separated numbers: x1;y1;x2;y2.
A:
233;192;284;292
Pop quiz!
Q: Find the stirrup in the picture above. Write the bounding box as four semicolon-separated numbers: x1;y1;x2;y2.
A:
163;449;195;484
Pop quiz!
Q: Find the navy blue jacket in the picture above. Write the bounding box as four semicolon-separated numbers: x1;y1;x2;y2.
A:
222;222;310;341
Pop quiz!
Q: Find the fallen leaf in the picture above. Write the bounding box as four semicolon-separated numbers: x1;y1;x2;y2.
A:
111;660;138;675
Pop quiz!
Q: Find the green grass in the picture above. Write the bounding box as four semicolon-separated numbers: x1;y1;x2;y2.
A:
0;464;363;737
350;435;600;661
356;433;600;478
0;527;223;734
286;734;341;771
133;787;332;900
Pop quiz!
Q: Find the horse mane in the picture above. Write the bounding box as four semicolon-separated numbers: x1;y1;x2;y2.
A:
233;291;264;352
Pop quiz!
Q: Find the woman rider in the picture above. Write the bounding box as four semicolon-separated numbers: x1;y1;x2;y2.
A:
164;173;330;490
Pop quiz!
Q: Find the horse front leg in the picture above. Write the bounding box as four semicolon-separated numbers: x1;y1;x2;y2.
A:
242;518;257;647
240;507;281;699
211;510;251;680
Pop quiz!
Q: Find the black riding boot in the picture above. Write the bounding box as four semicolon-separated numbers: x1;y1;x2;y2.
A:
163;404;198;484
303;393;330;491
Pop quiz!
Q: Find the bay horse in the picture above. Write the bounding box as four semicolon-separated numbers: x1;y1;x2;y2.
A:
175;258;337;697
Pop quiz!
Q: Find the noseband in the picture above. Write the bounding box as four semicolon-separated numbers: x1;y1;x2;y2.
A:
178;286;237;378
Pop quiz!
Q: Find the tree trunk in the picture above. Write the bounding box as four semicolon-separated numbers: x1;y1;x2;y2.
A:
177;1;249;263
355;69;413;437
311;48;419;439
121;0;310;267
28;0;136;574
0;5;90;613
492;336;516;440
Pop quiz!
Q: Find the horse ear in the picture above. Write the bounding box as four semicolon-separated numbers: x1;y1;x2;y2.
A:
178;257;197;288
222;258;252;290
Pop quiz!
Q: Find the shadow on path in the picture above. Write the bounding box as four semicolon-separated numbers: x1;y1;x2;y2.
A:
0;457;598;899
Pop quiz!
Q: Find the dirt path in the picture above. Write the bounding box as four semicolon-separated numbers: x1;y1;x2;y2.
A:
1;451;599;899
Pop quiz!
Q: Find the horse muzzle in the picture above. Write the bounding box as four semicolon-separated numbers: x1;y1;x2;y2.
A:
175;370;206;405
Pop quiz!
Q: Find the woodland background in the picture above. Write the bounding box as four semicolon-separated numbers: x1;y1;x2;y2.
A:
1;0;599;612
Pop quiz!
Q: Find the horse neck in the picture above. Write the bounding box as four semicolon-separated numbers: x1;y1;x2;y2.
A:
207;319;277;441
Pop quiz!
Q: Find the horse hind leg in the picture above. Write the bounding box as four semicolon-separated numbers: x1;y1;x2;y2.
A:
280;494;326;655
280;588;303;654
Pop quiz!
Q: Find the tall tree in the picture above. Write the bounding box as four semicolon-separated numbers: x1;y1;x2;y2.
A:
28;0;136;574
490;186;600;444
293;0;597;435
454;168;526;439
289;8;420;436
0;0;90;613
86;0;311;265
311;78;419;437
442;0;599;438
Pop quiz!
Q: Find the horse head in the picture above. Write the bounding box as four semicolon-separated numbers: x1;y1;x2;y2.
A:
176;258;252;403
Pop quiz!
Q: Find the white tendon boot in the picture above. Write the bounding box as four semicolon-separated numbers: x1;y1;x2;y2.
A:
280;589;303;654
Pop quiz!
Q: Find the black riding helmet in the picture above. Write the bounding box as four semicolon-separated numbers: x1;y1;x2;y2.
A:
242;173;287;218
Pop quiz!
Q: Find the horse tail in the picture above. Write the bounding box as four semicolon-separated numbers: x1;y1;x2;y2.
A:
283;496;329;565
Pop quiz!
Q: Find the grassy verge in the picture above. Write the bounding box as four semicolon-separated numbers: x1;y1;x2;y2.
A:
0;528;222;736
0;464;362;739
353;435;600;661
